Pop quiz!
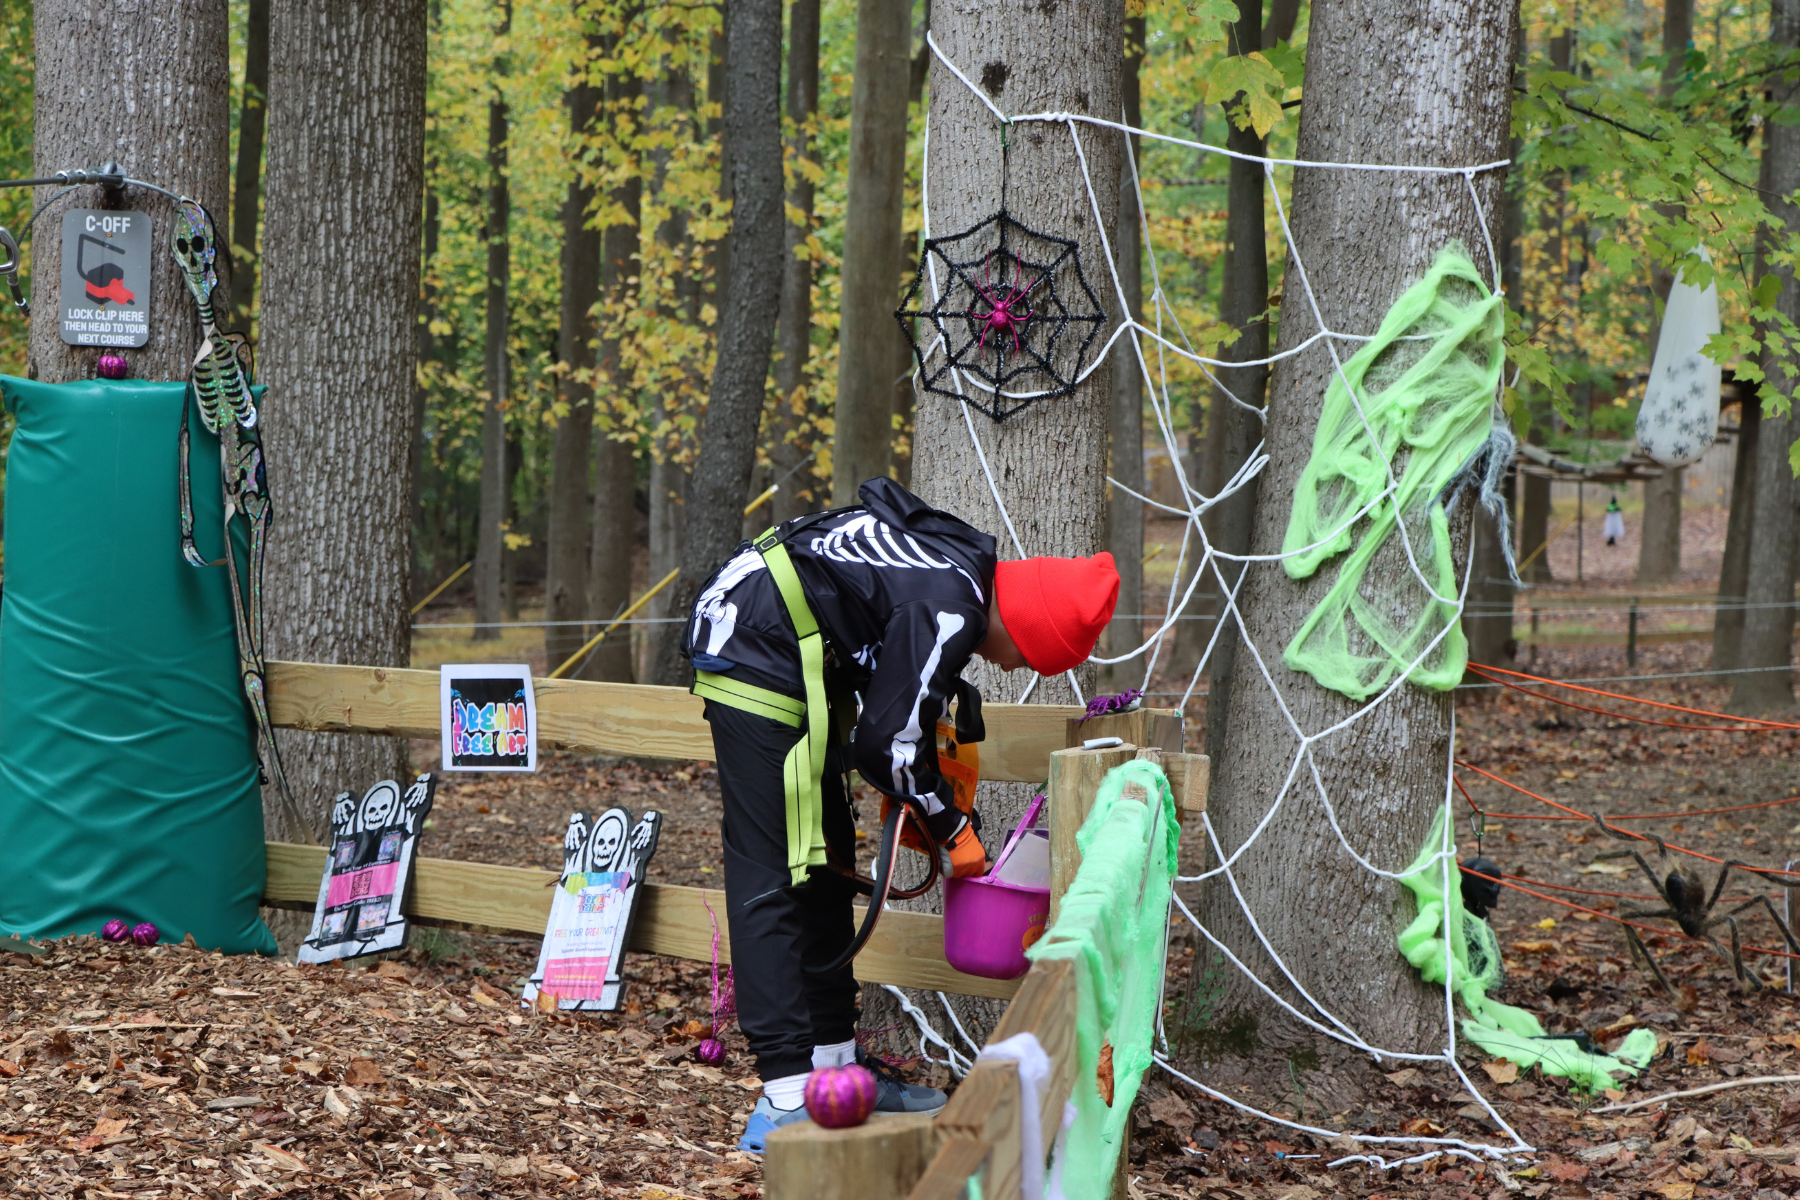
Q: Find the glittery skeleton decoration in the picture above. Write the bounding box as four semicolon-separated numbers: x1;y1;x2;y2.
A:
1637;245;1722;468
168;200;311;842
297;774;437;963
523;806;664;1012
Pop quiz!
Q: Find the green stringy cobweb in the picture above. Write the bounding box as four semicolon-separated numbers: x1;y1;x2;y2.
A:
1282;246;1505;700
1398;807;1657;1093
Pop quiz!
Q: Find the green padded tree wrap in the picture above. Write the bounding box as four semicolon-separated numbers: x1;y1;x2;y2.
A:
1281;246;1505;700
1397;807;1654;1092
1029;758;1179;1196
0;377;275;955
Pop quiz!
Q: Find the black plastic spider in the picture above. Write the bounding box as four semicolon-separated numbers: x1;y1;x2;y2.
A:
1587;811;1800;994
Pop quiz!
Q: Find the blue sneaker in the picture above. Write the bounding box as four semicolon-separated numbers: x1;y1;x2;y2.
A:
859;1049;947;1116
737;1097;810;1153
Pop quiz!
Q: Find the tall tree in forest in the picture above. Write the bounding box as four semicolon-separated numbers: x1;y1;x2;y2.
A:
28;0;229;386
1104;12;1146;688
1202;0;1280;761
1728;0;1800;714
831;0;914;502
261;0;427;834
1189;0;1514;1089
652;0;786;685
473;0;513;643
582;36;643;684
229;0;269;330
1637;0;1694;586
771;0;822;527
1711;392;1758;674
544;19;603;675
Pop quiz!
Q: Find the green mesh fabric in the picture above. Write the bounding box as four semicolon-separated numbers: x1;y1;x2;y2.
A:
1029;759;1179;1197
1281;247;1506;700
1397;807;1656;1092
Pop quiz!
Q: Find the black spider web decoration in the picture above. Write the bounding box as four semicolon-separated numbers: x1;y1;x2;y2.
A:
896;208;1107;422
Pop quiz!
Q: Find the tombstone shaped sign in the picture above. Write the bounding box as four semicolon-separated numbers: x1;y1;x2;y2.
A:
297;774;437;963
523;807;663;1012
60;209;152;347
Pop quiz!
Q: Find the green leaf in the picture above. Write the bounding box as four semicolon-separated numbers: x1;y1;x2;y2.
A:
1206;52;1286;136
1187;0;1241;26
1753;273;1783;312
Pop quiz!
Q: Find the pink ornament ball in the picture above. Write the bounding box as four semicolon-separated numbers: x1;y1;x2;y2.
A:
803;1064;877;1129
101;919;129;943
697;1038;726;1067
130;922;159;947
96;353;129;380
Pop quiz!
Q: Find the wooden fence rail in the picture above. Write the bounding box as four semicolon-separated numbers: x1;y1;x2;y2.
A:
261;662;1195;1000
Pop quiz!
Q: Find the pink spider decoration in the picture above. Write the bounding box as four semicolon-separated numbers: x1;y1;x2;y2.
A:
971;253;1041;357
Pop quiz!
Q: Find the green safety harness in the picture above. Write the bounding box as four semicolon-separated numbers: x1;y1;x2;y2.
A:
691;517;941;974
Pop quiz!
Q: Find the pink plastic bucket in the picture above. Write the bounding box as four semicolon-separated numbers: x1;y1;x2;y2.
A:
943;875;1051;980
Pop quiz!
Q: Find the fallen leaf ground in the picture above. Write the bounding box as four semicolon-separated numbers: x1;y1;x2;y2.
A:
12;599;1800;1198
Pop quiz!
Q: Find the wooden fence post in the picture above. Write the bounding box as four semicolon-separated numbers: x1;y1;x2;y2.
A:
1048;744;1137;925
764;1112;938;1200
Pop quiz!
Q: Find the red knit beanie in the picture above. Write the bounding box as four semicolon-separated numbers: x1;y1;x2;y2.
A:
994;553;1121;676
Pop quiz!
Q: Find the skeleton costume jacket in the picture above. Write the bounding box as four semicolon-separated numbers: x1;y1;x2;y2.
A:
683;479;996;822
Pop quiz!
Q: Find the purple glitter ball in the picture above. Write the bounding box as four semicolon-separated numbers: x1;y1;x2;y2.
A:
101;919;130;943
696;1038;726;1067
96;353;129;380
130;922;159;947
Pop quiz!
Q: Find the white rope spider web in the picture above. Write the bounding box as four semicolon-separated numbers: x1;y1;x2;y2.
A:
889;33;1538;1172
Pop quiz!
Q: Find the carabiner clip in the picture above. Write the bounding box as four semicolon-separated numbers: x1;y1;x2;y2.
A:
0;226;26;315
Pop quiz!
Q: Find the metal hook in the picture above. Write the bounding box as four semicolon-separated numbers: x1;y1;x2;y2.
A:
0;226;25;315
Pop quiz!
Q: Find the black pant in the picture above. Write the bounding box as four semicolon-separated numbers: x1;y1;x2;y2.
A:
705;700;860;1081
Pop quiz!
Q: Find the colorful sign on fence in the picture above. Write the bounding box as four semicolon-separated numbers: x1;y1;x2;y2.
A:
439;664;537;772
523;806;662;1012
297;774;437;963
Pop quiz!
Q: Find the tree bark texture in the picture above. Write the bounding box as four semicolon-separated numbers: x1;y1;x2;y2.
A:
1188;0;1515;1092
1636;467;1683;583
1462;469;1514;674
1204;0;1272;764
1262;0;1300;45
1712;397;1759;674
831;0;914;503
29;0;230;386
581;60;643;684
1104;15;1146;692
771;0;822;528
1518;470;1553;582
652;0;786;686
260;0;426;836
545;30;603;675
229;0;269;331
1729;0;1800;713
474;3;512;643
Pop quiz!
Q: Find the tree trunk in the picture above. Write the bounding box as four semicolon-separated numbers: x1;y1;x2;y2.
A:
579;50;643;684
1729;0;1800;713
1712;397;1759;674
544;25;602;675
412;186;438;598
1104;14;1146;694
28;0;230;386
651;0;786;686
1637;468;1683;583
1463;468;1515;673
260;0;426;835
473;3;512;644
1190;0;1514;1094
1262;0;1300;45
229;0;269;331
1204;0;1272;763
771;0;822;528
1519;470;1554;582
831;0;913;503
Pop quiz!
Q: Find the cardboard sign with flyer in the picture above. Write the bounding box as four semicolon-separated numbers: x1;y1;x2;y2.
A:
523;807;663;1012
440;664;537;772
297;774;437;963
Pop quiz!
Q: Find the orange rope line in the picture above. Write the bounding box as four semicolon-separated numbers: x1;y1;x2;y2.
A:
1457;780;1800;823
1501;872;1767;905
1454;760;1800;877
1467;663;1800;731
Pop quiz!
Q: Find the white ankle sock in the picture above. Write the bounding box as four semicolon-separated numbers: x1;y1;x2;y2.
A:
811;1038;857;1070
762;1072;808;1111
